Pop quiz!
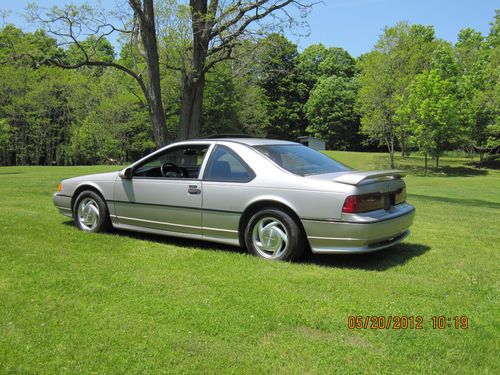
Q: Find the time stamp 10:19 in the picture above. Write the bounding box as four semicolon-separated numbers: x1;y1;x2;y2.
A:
347;316;469;330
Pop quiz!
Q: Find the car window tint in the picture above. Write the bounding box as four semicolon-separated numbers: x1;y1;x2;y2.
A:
204;146;254;182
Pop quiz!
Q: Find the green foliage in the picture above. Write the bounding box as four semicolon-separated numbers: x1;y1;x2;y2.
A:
1;10;499;168
358;22;439;162
0;25;156;166
483;11;500;151
305;76;359;150
455;28;484;75
66;36;115;65
297;44;356;88
0;24;61;63
255;34;305;139
451;14;499;163
202;64;241;135
396;70;460;171
0;119;13;154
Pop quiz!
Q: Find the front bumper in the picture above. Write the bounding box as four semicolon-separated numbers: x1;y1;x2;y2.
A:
302;205;415;254
53;193;73;218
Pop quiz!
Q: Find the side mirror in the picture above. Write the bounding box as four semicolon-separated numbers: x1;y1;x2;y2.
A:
119;167;133;179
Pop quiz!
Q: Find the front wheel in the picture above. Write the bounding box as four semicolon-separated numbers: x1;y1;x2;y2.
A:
73;191;111;233
244;208;306;261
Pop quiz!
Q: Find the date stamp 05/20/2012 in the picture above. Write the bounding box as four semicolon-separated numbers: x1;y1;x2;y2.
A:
347;316;469;330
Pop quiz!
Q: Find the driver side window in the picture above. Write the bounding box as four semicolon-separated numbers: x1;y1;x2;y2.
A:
134;145;209;179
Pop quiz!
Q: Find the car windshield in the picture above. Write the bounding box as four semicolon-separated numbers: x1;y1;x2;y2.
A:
253;144;350;176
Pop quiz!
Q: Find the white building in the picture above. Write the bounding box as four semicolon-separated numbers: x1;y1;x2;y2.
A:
298;136;326;151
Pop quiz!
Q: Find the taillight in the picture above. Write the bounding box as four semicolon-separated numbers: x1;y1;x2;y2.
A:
342;193;385;213
395;186;406;204
342;195;361;213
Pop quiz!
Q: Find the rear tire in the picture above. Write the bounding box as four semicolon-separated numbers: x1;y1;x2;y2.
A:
73;190;111;233
244;207;306;261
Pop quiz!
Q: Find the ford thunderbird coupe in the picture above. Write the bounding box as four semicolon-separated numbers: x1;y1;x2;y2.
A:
53;137;415;260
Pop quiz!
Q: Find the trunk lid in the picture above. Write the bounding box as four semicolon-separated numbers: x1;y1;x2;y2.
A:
305;170;407;213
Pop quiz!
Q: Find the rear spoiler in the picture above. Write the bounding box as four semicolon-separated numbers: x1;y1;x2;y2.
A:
333;170;406;185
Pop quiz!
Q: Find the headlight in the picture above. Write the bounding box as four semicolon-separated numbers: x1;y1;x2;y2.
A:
57;183;62;193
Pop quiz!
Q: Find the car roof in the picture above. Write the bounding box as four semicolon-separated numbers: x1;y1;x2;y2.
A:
191;137;299;146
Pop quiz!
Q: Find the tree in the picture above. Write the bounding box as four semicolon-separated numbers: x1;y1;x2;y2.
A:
357;51;398;166
297;44;358;149
0;25;79;165
8;1;170;147
255;34;304;139
457;12;500;165
68;68;154;164
173;0;314;139
454;28;489;163
484;10;500;155
0;24;155;166
18;1;314;144
455;28;484;75
0;119;13;164
305;75;359;150
358;22;438;166
396;69;460;174
201;63;241;135
297;43;356;89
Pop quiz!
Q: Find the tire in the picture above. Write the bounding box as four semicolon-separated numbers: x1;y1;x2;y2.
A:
73;190;112;233
244;207;306;261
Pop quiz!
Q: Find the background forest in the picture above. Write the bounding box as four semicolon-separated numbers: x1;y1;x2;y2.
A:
0;2;498;173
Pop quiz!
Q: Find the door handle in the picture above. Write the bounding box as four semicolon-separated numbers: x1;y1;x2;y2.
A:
188;185;201;195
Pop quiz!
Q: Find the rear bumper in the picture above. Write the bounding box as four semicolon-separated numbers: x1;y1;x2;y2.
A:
302;205;415;254
53;193;73;218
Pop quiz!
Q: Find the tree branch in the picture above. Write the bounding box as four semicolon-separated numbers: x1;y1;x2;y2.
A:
207;0;313;57
204;46;233;72
15;53;148;100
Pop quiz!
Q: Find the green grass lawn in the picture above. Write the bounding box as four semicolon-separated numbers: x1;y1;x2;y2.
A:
1;152;499;374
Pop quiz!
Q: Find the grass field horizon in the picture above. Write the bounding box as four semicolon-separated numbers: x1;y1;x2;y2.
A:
1;151;498;373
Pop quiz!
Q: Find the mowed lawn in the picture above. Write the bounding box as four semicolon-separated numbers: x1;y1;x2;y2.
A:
0;152;499;374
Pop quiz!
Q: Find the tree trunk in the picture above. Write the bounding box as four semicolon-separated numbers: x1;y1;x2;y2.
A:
178;0;210;140
138;0;169;147
424;153;428;176
435;155;439;168
388;136;395;169
179;71;206;139
145;92;168;147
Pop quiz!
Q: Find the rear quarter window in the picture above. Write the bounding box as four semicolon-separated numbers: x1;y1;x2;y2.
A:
204;145;255;182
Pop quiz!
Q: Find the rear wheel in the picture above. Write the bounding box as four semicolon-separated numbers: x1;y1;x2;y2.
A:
244;208;306;261
73;191;111;233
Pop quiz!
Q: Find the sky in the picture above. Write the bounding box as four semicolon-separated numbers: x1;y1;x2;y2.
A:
1;0;498;56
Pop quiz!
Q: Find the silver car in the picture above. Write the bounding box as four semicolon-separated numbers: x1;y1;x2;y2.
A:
53;138;415;260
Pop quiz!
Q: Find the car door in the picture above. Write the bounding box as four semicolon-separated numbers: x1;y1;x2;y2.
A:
113;143;212;237
201;144;256;244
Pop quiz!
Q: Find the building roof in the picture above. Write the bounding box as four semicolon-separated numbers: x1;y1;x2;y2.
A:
297;135;326;142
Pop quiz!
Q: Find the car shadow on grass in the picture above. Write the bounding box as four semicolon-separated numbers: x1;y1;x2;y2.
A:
116;228;248;254
63;221;429;270
62;221;246;255
300;243;431;271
